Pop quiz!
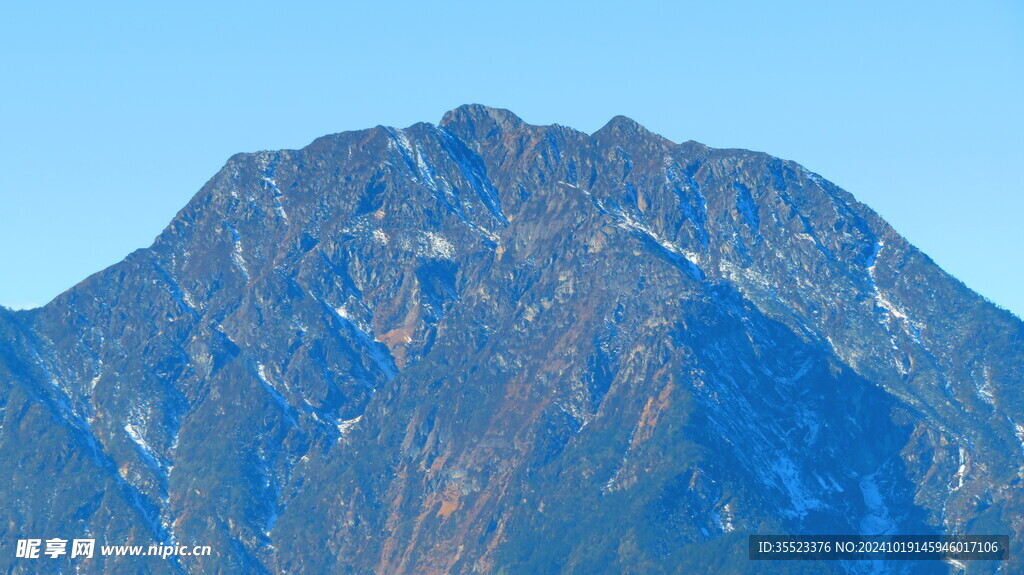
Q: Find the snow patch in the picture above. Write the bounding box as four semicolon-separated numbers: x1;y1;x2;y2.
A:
598;199;704;280
865;240;921;343
255;363;297;426
387;128;414;158
337;415;362;435
771;455;822;518
944;558;967;572
226;223;250;281
258;155;290;224
975;365;996;405
181;288;196;310
124;421;163;470
718;503;736;532
950;446;968;491
331;300;398;381
422;231;456;260
334;299;374;337
859;471;895;535
89;361;104;393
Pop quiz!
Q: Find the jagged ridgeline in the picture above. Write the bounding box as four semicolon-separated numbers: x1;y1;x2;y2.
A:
1;105;1021;574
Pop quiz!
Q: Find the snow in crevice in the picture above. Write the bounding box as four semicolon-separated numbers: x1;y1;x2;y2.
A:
302;403;331;428
1013;421;1024;459
264;500;279;539
773;185;833;259
943;558;968;573
718;260;777;299
337;415;362;435
331;299;398;382
124;485;172;548
975;364;996;405
225;222;250;281
414;143;441;192
167;423;180;461
260;460;281;540
602;461;625;494
386;127;504;244
554;400;588;433
949;445;969;492
1010;419;1024;479
693;349;836;522
865;240;923;348
250;442;287;545
388;130;444;208
152;260;198;315
716;503;736;532
438;127;508;226
602;423;638;494
258;154;289;224
586;192;705;281
771;455;823;519
386;127;415;166
255;362;298;427
303;288;392;387
621;216;705;280
89;360;104;395
770;356;815;386
124;421;164;471
300;399;364;442
866;240;904;320
25;344;172;545
181;288;197;310
813;472;845;494
24;338;161;540
663;160;711;247
420;146;500;242
26;343;95;445
122;406;182;545
801;167;828;189
733;181;761;233
334;297;374;336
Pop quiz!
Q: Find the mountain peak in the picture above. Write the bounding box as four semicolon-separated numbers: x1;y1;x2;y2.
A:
439;104;524;133
593;114;648;138
6;106;1024;574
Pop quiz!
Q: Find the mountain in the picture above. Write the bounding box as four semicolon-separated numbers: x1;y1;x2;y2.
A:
1;105;1021;574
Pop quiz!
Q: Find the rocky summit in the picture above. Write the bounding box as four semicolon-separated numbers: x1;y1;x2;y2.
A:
1;105;1021;574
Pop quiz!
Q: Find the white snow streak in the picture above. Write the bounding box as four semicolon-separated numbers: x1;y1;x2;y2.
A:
337;415;362;435
227;223;250;281
255;362;297;426
422;231;456;260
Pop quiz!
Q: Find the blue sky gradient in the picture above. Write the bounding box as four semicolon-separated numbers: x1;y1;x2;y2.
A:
1;1;1022;316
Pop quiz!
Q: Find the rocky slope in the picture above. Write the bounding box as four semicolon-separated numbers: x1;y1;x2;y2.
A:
1;105;1021;574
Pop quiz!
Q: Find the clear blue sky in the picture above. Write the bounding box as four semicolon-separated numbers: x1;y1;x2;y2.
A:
2;1;1022;317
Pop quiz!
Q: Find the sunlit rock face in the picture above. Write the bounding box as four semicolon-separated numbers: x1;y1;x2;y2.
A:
1;105;1021;574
